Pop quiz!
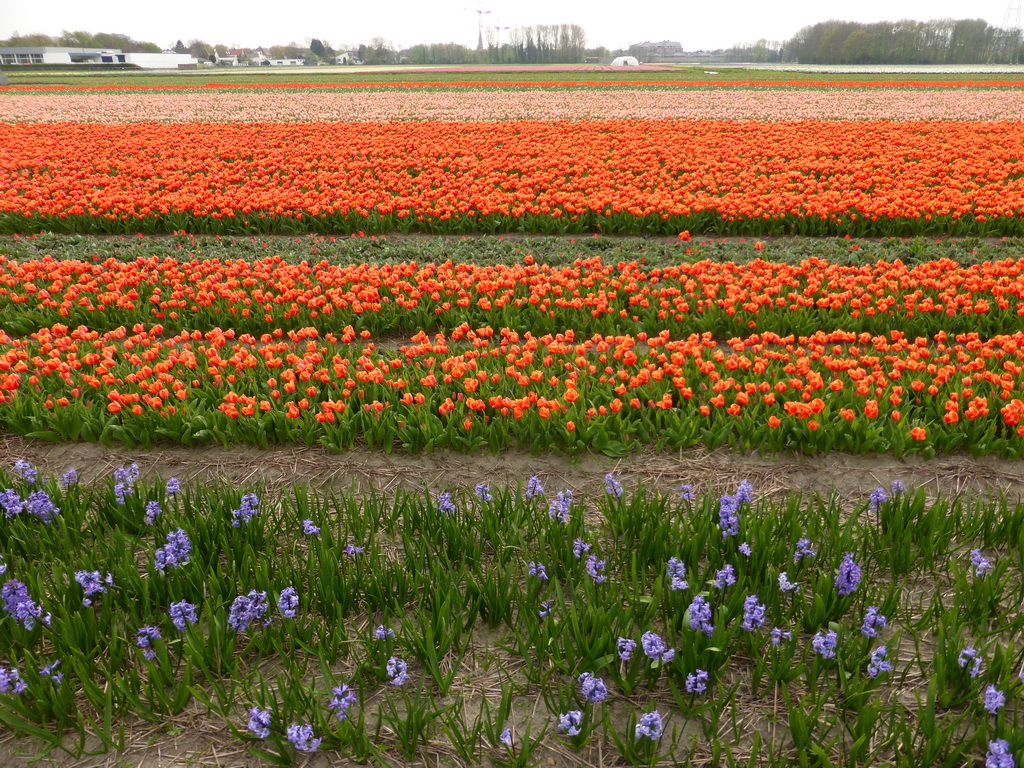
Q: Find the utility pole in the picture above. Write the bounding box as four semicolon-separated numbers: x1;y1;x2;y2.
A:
990;0;1023;63
1002;0;1024;32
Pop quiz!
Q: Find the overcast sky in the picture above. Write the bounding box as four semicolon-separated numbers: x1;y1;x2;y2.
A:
0;0;1016;51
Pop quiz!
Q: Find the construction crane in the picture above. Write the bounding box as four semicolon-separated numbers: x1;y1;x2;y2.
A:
989;0;1022;63
1001;0;1023;32
466;4;493;51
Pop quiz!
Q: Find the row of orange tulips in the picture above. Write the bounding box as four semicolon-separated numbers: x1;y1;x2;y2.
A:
0;323;1021;456
1;254;1023;339
2;121;1023;236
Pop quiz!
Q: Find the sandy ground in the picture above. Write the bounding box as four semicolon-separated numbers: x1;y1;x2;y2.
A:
4;433;1021;504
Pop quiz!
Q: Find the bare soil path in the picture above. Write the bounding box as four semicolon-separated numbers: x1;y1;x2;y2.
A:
4;434;1020;514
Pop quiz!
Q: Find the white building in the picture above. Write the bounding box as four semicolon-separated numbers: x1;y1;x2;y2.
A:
0;47;196;69
1;47;103;65
120;52;197;68
629;40;684;61
610;56;640;66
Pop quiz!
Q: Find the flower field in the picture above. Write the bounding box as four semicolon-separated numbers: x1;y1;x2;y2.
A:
1;83;1024;236
2;461;1024;767
2;320;1024;458
0;237;1022;458
2;75;1024;766
6;249;1024;338
5;86;1024;123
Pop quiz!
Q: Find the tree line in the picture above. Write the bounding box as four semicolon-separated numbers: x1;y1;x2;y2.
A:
306;23;590;65
729;18;1024;65
1;31;161;53
1;25;595;66
7;20;1024;66
506;24;587;64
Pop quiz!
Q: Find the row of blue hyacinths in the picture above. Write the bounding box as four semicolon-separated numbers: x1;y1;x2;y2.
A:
1;459;1023;767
